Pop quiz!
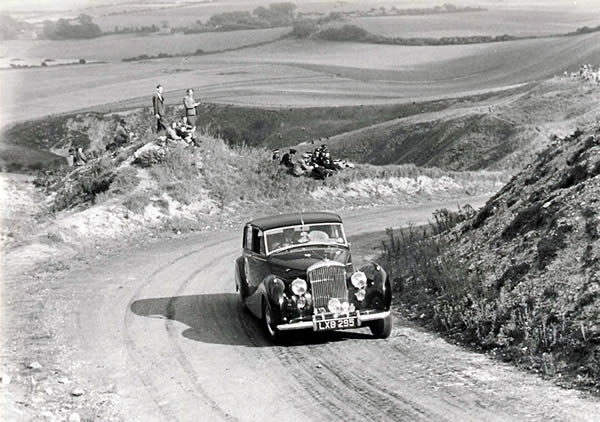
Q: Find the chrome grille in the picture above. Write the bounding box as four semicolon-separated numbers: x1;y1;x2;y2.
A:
308;263;348;309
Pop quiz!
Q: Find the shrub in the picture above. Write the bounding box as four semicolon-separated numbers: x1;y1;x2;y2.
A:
109;166;140;195
148;146;203;205
290;20;318;38
52;158;116;211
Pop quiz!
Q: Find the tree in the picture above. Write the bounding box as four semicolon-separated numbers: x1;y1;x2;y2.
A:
269;2;297;18
78;14;93;25
290;20;318;38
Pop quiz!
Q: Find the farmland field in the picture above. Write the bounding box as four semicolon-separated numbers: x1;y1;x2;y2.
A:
0;27;289;62
3;31;600;126
350;9;600;38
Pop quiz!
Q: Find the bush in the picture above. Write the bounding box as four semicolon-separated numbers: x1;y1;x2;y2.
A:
109;166;140;195
52;158;116;211
316;25;370;42
148;146;203;205
290;20;318;38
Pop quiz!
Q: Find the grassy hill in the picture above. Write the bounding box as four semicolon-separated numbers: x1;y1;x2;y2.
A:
380;123;600;392
297;79;600;171
2;129;505;254
4;79;597;173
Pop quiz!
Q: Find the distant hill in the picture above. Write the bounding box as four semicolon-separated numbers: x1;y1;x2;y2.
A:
309;79;600;171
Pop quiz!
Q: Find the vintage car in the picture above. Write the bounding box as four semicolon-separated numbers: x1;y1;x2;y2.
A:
235;212;392;342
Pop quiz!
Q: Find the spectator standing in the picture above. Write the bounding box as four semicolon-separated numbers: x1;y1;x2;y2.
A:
183;88;201;127
153;84;167;133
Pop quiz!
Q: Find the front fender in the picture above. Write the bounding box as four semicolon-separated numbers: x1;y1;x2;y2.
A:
262;275;286;319
360;262;392;310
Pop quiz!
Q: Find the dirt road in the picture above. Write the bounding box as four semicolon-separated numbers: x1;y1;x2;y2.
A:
21;198;600;421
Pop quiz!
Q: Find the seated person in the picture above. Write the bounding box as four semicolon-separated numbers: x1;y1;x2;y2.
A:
166;123;183;142
176;116;200;146
73;147;87;166
280;149;297;168
114;118;130;147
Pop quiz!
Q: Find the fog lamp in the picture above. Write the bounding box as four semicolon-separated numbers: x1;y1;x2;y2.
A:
297;296;307;309
355;289;366;301
349;303;356;313
328;298;342;314
341;301;350;313
351;271;367;289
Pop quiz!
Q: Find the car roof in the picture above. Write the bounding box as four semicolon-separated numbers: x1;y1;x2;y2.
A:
248;212;343;231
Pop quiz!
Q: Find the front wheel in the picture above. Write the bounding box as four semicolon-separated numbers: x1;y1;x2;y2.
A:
263;300;284;344
369;314;393;339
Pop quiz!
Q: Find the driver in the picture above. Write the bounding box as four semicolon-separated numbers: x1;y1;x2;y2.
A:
281;229;296;247
272;229;297;250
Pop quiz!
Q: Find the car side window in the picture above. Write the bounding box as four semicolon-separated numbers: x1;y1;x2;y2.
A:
251;228;262;254
258;231;266;255
244;225;253;250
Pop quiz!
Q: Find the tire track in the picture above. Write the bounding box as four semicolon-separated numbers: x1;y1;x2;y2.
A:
163;249;240;421
122;237;232;421
164;250;326;422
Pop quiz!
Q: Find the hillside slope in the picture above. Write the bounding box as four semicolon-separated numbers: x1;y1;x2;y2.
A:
3;79;598;173
383;124;600;391
0;85;528;172
312;79;600;171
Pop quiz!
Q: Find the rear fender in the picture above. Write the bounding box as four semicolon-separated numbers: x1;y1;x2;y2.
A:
234;257;245;293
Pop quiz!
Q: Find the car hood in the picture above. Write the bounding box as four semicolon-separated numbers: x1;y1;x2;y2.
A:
267;247;350;274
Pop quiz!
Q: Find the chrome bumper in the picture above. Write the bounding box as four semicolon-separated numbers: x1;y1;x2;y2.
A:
277;311;391;331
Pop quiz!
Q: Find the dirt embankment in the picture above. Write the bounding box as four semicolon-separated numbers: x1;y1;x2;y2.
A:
381;124;600;393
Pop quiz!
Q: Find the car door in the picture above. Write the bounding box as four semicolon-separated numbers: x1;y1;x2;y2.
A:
245;226;269;296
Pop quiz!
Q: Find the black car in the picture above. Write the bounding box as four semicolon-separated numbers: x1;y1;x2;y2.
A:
235;212;392;342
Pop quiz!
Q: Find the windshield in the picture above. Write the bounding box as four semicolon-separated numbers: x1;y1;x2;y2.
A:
264;223;347;255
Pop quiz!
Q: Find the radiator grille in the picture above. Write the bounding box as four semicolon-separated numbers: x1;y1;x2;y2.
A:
308;264;348;309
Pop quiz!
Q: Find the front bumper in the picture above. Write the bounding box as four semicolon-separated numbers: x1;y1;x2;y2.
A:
277;310;390;331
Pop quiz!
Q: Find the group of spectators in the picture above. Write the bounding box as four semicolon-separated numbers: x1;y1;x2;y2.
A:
153;84;201;147
66;84;358;181
275;144;354;179
563;64;600;84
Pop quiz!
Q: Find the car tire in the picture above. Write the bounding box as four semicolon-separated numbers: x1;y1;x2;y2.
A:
263;300;283;344
369;314;393;339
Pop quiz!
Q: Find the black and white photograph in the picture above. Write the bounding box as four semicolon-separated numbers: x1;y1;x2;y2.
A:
1;0;600;420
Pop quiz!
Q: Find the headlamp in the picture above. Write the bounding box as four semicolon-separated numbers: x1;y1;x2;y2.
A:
351;271;367;289
291;278;307;296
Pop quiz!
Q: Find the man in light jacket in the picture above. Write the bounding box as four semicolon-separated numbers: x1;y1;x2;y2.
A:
153;84;167;133
183;88;201;127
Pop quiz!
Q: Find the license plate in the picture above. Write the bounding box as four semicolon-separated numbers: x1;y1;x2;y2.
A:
314;317;357;332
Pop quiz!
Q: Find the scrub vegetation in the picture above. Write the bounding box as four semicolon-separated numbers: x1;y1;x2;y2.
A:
380;125;600;393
